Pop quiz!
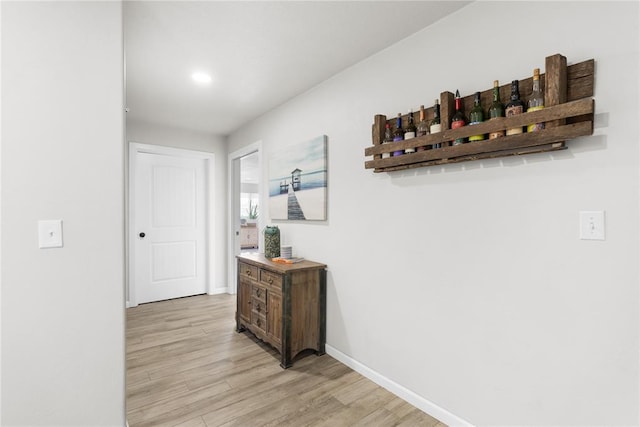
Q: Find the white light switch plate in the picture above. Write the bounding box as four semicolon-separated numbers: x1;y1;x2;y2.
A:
38;220;63;248
580;211;605;240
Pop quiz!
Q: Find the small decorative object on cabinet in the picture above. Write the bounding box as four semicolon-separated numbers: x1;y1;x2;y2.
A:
365;53;595;172
240;223;258;249
236;253;327;368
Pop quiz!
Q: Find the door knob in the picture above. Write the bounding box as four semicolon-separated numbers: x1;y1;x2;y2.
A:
139;232;146;238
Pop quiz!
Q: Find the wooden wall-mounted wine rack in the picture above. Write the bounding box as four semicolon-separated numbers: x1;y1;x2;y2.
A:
364;54;595;173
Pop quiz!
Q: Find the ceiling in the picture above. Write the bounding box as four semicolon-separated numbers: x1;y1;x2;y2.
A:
124;1;470;136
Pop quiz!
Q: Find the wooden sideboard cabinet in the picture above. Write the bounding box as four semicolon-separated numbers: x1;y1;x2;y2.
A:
236;253;327;368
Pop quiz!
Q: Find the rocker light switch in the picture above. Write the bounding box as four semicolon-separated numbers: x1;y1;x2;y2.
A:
38;220;63;248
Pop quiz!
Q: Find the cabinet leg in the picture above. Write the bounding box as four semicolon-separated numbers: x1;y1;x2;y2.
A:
280;353;292;369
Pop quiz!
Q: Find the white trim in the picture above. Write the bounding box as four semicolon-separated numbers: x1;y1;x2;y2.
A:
127;142;215;307
227;141;262;295
325;345;474;427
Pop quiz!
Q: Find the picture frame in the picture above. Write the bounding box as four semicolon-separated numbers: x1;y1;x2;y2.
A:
268;135;327;221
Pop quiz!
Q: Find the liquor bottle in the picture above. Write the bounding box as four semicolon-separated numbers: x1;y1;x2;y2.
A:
488;80;505;139
451;89;467;145
382;122;393;159
416;105;430;151
392;113;404;156
527;68;545;132
468;91;485;142
404;109;416;153
505;80;525;135
430;99;442;149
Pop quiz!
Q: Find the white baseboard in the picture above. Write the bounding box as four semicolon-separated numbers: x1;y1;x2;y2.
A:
208;287;231;295
325;345;473;427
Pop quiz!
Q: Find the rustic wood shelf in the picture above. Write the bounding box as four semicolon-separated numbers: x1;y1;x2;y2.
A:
365;54;595;173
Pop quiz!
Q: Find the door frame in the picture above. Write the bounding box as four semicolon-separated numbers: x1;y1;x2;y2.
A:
127;142;215;307
227;141;262;294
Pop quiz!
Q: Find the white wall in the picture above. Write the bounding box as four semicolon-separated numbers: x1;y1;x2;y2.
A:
1;2;125;426
228;2;640;425
127;119;228;292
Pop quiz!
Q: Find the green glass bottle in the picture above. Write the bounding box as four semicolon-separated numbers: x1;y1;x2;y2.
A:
451;90;467;145
416;105;430;151
488;80;505;139
468;91;485;142
527;68;545;132
430;99;442;149
382;122;393;159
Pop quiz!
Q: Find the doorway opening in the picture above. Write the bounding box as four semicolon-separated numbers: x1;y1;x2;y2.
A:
239;152;260;254
228;141;262;294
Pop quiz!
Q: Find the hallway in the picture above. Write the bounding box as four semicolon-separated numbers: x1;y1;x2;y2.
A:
126;294;443;426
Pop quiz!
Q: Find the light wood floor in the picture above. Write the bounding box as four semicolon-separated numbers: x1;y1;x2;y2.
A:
126;294;445;427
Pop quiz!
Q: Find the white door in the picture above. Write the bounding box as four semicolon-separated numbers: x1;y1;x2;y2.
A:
133;151;207;304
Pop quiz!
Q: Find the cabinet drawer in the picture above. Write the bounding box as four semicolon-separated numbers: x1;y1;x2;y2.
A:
251;311;266;333
260;269;282;289
239;262;258;280
252;298;266;315
251;285;267;303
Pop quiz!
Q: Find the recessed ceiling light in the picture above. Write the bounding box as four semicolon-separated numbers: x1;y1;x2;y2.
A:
191;72;212;84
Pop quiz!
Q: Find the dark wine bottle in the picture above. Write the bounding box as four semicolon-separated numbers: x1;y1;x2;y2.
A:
451;89;467;145
488;80;505;139
430;99;442;149
404;109;416;153
468;91;485;142
392;113;404;156
505;80;525;135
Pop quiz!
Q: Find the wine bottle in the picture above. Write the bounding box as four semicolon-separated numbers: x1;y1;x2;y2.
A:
527;68;545;132
392;113;404;156
382;122;393;159
404;109;416;153
468;91;485;142
430;99;442;149
451;89;467;145
488;80;505;139
416;105;429;151
505;80;524;135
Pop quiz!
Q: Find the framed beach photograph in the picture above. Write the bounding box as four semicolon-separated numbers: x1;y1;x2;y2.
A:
269;135;327;221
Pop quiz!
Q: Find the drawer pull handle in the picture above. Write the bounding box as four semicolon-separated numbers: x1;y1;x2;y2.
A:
256;289;262;297
256;305;261;312
256;319;261;327
268;278;273;284
246;270;251;276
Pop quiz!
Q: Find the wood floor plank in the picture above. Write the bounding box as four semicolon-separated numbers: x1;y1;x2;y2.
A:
127;380;231;426
126;294;444;427
173;415;207;427
352;407;401;427
264;395;345;427
310;386;398;426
